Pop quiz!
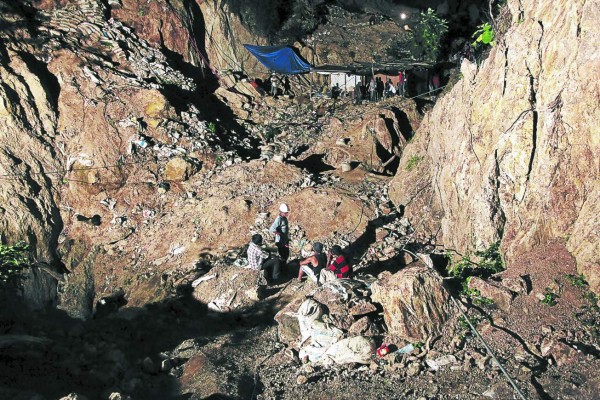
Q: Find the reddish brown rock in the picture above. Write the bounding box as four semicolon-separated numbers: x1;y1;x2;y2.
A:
371;265;453;342
274;297;306;346
163;157;199;182
348;317;380;336
348;300;378;317
179;353;221;398
468;277;514;311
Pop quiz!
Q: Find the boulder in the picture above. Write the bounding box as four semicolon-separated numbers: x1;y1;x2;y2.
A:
163;157;199;182
274;296;306;345
371;265;453;342
179;353;222;398
348;316;380;336
468;277;514;311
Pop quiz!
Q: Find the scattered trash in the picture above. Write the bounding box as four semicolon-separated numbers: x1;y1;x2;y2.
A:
170;244;186;256
142;209;156;219
191;274;216;288
376;343;390;357
100;198;117;210
395;343;415;354
425;354;457;371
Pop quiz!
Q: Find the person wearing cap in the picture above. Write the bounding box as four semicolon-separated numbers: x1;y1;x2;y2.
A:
269;203;290;265
247;233;282;285
297;242;327;283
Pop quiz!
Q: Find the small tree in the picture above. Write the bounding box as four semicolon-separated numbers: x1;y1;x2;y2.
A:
409;8;448;62
472;22;495;47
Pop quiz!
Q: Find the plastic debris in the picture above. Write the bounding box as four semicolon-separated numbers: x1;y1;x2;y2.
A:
191;274;216;288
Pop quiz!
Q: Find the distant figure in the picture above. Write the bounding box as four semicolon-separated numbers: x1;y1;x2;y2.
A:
460;43;474;66
331;83;341;99
432;73;440;90
376;77;384;101
283;76;291;95
369;14;377;25
397;70;406;96
385;79;396;98
250;79;267;96
354;83;362;105
270;75;278;97
269;203;290;265
368;77;377;102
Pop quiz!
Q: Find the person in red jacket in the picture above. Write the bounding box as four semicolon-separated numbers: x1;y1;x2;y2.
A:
327;245;352;279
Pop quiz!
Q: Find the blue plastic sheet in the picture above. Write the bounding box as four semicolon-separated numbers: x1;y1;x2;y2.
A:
243;45;311;75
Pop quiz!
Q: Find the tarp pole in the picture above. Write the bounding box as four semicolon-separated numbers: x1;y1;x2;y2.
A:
310;69;313;100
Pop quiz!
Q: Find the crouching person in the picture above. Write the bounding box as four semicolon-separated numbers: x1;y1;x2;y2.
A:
298;242;327;283
247;234;281;285
320;245;352;284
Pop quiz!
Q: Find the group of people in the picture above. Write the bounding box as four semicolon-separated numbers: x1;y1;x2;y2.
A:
246;203;352;286
354;72;407;105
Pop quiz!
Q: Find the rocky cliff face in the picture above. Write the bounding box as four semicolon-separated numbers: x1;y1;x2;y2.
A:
0;45;62;266
389;0;599;292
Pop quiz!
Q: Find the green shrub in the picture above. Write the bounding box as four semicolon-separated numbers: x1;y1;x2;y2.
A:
447;241;504;280
565;274;588;287
405;155;424;171
472;22;495;47
457;314;484;338
541;289;559;306
207;122;217;134
0;242;30;287
462;282;495;306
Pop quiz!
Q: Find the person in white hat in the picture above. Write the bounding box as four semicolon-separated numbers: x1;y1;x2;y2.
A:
269;203;290;264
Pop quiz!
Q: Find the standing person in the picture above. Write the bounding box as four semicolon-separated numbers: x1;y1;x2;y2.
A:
385;79;396;98
297;242;327;283
397;70;406;96
432;73;440;91
269;203;290;265
247;234;282;285
270;75;278;97
368;77;377;102
376;77;384;101
354;83;362;105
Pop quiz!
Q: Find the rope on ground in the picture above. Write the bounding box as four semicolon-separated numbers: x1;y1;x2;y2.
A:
402;248;528;400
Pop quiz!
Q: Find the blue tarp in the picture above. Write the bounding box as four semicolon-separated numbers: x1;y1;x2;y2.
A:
243;45;311;75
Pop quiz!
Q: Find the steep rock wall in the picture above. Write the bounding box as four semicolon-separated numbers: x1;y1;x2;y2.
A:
199;0;268;81
389;0;599;291
0;45;62;265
